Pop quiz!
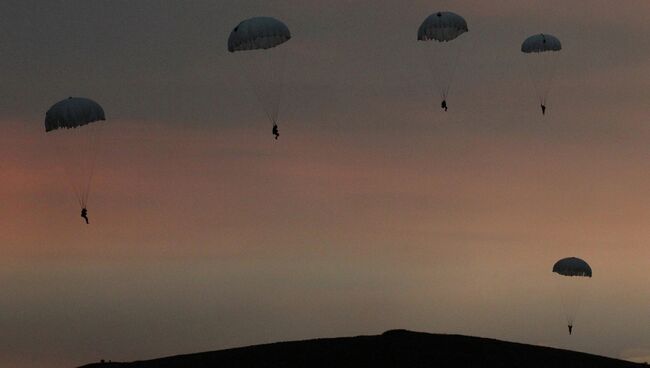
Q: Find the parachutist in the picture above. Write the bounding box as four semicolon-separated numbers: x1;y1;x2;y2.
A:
272;123;279;140
541;104;546;115
553;257;591;338
230;17;289;143
441;99;448;112
81;208;89;224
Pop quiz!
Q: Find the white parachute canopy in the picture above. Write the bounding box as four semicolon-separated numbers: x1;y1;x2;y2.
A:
521;33;562;53
552;257;592;331
45;97;106;209
228;17;291;133
417;11;469;109
417;11;468;42
521;33;562;113
228;16;291;52
45;97;105;132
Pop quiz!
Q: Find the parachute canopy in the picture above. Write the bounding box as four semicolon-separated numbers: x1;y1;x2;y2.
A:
417;11;468;42
228;17;291;52
552;257;592;277
521;33;562;53
45;97;106;132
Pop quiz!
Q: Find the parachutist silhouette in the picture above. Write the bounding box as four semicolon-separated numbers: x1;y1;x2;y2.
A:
272;123;279;140
441;100;448;112
541;104;546;115
568;324;573;335
81;208;89;224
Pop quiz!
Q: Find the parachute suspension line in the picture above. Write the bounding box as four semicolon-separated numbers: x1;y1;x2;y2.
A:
61;154;84;209
50;130;85;209
271;47;288;127
57;124;103;210
241;46;288;128
524;52;559;109
556;275;586;327
423;38;465;109
261;46;287;126
44;97;105;214
81;124;104;208
68;179;84;209
441;41;464;101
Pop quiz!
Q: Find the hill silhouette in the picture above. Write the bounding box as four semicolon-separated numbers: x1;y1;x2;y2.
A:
79;329;645;368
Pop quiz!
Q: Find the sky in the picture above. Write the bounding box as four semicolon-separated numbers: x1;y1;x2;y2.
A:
1;0;649;367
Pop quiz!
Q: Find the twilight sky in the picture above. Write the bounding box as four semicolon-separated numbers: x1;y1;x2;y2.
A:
1;1;650;367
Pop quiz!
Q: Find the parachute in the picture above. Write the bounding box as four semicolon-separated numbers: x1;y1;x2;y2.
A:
552;257;592;277
228;17;291;138
552;257;592;334
417;11;469;111
521;33;562;114
228;17;291;52
45;97;105;131
45;97;106;211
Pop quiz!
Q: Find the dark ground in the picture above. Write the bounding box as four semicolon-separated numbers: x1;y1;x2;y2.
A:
80;329;646;368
